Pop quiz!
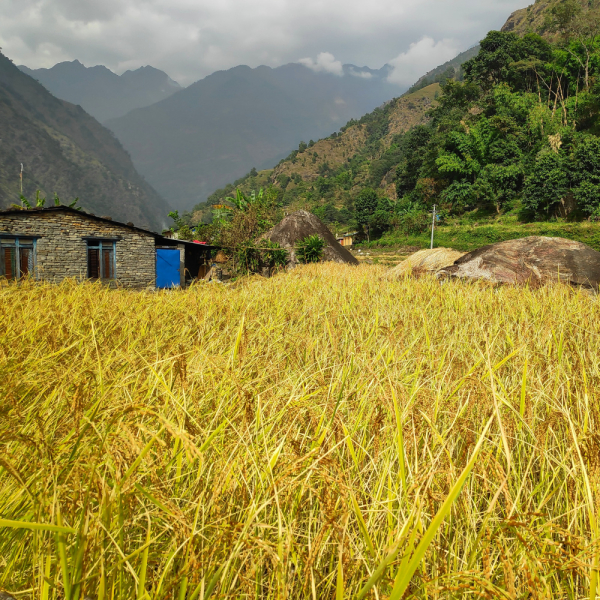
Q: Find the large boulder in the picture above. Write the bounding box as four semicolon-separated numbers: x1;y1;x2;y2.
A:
384;248;465;279
439;236;600;288
261;210;359;265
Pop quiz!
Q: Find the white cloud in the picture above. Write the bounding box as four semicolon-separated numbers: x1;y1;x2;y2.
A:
0;0;528;86
348;67;373;79
298;52;343;76
387;36;461;86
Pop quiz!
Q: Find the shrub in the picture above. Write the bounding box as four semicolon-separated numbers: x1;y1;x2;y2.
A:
574;181;600;216
522;150;570;215
369;209;392;235
232;240;288;275
441;181;476;213
295;234;326;263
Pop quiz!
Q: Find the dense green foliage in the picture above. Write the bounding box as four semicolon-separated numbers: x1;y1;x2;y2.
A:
402;27;600;221
348;25;600;239
168;187;286;276
295;235;326;263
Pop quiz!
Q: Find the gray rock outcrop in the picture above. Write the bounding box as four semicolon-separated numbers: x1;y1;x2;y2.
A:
439;236;600;289
261;211;359;266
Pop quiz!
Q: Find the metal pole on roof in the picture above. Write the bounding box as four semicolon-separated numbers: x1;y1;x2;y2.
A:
430;204;436;249
20;164;23;195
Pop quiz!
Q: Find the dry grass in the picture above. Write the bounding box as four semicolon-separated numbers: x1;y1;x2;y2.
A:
1;263;599;599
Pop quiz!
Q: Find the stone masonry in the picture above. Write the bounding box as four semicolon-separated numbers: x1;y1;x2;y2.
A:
0;208;157;288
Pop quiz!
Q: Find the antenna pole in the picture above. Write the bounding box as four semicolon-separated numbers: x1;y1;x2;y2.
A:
430;204;436;249
20;163;23;195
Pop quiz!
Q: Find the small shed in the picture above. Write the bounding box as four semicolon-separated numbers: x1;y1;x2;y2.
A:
337;233;356;247
0;206;217;288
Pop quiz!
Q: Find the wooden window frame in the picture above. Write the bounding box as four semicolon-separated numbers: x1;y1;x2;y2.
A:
0;236;37;280
86;239;117;281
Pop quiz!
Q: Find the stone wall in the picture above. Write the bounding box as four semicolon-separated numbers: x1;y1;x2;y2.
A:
0;210;156;288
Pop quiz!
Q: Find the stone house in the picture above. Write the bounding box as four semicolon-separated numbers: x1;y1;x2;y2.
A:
0;206;214;288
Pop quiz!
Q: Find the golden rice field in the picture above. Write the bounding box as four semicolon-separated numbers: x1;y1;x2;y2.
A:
1;263;599;599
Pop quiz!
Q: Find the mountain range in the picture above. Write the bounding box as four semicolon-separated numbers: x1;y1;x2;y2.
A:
104;63;402;210
5;0;548;225
18;61;181;123
0;52;170;231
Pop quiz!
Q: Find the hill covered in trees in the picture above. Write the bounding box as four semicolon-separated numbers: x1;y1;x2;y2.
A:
0;51;170;231
191;0;600;245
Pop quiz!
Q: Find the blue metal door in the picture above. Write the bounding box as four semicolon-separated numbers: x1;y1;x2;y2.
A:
156;249;180;288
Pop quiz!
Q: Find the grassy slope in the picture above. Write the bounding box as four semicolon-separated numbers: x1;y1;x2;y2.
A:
501;0;600;36
1;266;599;598
367;214;600;251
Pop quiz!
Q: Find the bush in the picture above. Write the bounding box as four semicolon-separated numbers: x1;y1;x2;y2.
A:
441;181;476;213
573;137;600;215
393;199;430;235
295;235;326;263
233;240;288;275
369;209;392;235
522;150;570;215
574;181;600;216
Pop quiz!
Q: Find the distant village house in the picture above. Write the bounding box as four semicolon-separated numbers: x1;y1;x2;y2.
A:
0;206;215;288
336;233;355;248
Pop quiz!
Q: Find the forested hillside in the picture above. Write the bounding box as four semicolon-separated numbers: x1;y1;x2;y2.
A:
193;0;600;245
0;51;170;231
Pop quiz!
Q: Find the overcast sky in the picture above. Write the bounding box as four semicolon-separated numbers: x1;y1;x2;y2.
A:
0;0;528;87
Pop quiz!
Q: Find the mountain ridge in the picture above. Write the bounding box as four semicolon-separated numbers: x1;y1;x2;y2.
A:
18;60;181;122
0;51;170;231
105;61;405;210
502;0;600;37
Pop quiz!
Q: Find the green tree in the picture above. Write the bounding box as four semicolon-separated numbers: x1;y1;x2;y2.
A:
355;188;379;240
395;126;433;199
573;136;600;215
523;150;570;215
545;1;600;90
463;31;552;92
